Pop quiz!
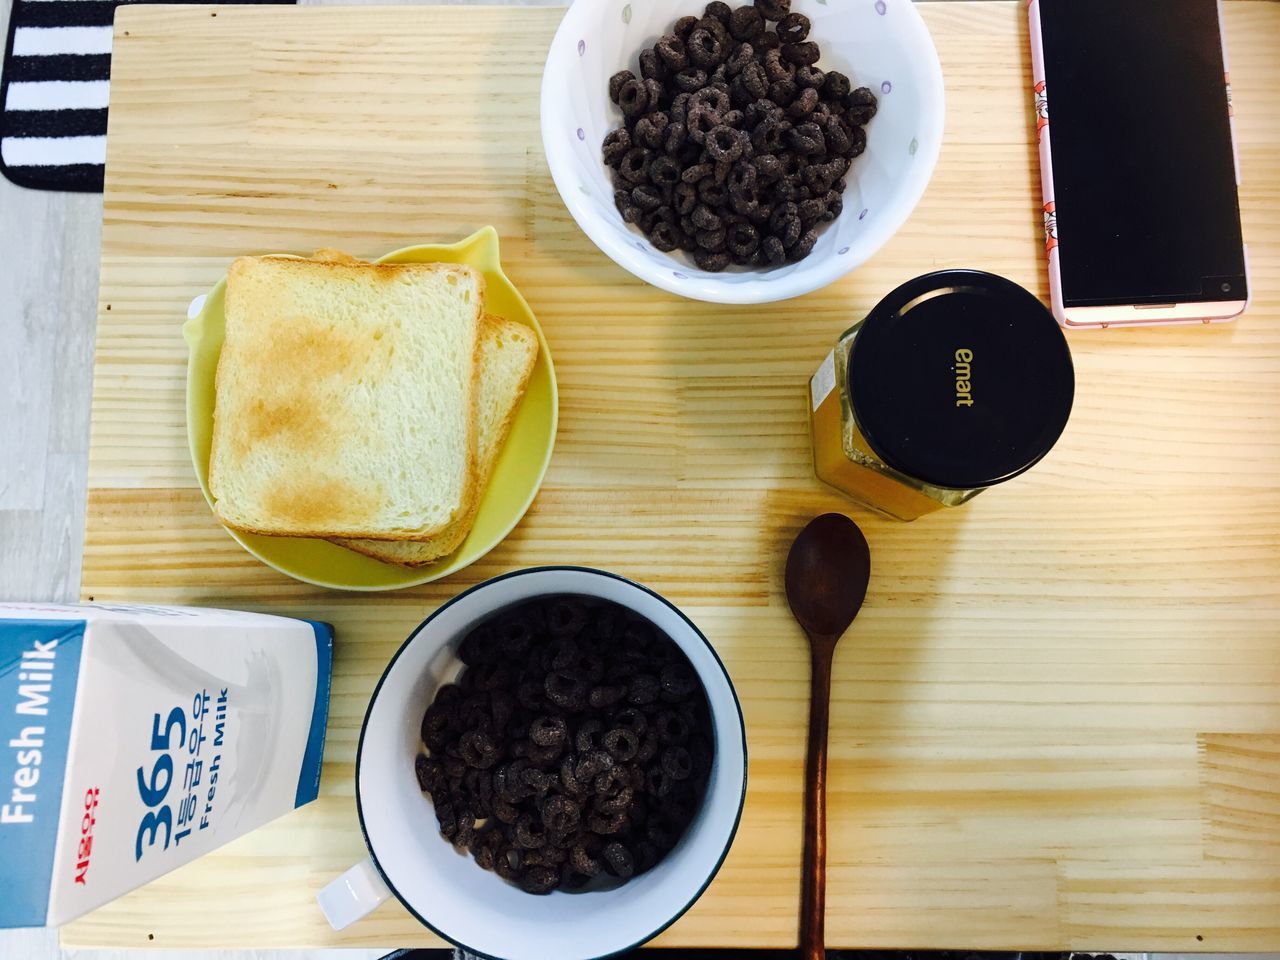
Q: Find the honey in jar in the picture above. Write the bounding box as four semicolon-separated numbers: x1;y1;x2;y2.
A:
809;270;1075;521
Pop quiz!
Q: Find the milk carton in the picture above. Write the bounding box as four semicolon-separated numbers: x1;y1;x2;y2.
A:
0;602;333;927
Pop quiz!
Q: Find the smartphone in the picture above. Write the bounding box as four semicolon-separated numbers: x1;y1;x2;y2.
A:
1029;0;1248;328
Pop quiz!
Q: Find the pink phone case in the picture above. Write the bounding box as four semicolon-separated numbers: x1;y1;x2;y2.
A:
1026;0;1248;328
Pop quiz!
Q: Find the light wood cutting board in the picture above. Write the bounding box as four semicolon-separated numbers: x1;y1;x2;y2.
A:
68;1;1280;951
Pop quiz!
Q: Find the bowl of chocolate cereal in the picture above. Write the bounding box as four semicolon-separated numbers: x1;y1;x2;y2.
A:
340;567;747;960
541;0;944;304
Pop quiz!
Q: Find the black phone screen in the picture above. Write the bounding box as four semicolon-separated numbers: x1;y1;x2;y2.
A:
1040;0;1247;307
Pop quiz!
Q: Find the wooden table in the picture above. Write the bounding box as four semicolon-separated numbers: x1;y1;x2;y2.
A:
68;1;1280;951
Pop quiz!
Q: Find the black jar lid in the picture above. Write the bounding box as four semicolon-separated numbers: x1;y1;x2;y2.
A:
847;270;1074;490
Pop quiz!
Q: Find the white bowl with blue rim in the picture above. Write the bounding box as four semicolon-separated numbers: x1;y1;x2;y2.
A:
318;566;747;960
540;0;945;304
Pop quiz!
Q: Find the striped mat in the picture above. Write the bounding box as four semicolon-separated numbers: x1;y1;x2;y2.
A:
1;0;294;192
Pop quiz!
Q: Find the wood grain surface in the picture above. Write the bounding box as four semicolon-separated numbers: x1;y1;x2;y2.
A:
66;1;1280;951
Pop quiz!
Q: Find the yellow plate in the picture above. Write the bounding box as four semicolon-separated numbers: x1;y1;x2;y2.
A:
183;227;558;591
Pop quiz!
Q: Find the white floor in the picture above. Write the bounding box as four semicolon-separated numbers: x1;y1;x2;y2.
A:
4;928;386;960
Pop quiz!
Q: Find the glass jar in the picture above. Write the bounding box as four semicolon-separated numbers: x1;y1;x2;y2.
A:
809;270;1075;521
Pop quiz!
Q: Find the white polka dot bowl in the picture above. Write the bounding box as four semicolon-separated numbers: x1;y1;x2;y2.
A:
540;0;945;305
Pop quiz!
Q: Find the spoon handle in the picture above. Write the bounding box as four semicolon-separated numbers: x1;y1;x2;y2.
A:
800;640;834;960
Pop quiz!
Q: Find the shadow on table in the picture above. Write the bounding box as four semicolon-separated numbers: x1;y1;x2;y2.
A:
382;951;1089;960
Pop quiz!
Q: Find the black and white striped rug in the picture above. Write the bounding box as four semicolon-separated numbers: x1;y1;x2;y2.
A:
1;0;294;192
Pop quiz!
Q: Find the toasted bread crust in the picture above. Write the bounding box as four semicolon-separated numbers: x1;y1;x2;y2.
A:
332;315;538;565
208;255;484;540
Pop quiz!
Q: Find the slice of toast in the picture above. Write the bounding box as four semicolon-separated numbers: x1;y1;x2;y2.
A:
209;255;483;540
333;314;539;566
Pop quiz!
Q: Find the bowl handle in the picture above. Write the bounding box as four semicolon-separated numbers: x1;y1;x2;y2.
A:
316;857;390;930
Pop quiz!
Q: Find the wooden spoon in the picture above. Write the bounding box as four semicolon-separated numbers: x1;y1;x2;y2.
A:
784;513;872;960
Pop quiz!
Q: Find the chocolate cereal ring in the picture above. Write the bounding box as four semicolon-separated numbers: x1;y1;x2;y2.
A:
616;78;650;118
729;4;765;40
754;0;791;21
776;12;810;44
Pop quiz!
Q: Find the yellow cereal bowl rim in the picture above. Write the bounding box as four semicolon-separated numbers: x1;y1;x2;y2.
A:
183;226;559;592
